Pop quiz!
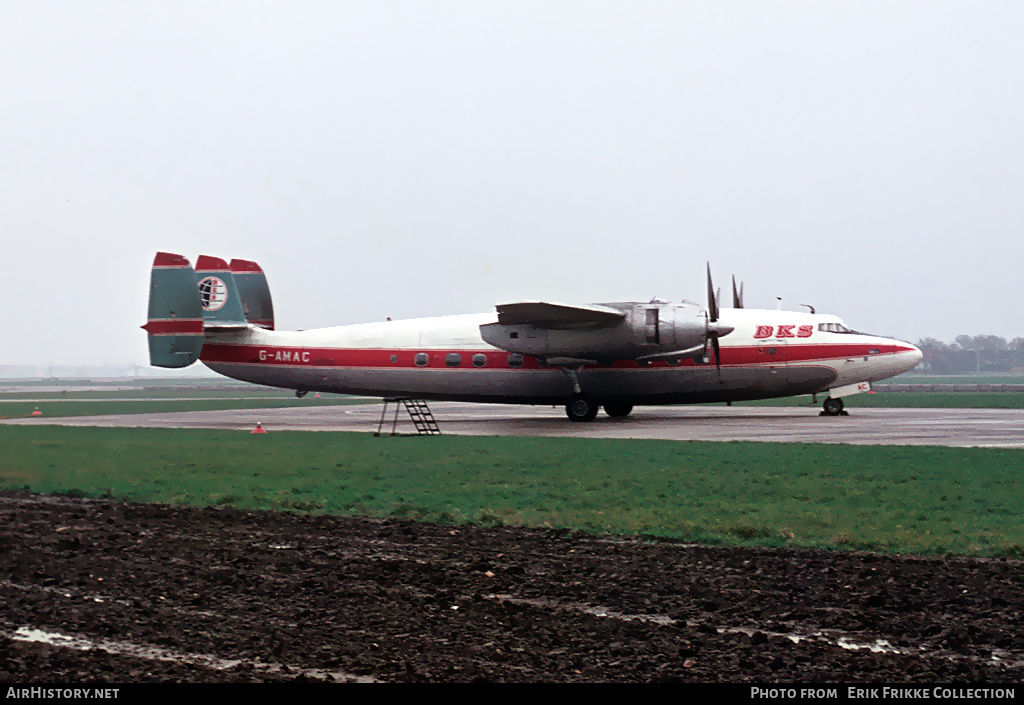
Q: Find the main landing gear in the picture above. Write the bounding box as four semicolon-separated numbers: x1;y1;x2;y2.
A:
821;397;848;416
603;401;634;418
564;394;634;422
566;393;599;422
559;365;634;422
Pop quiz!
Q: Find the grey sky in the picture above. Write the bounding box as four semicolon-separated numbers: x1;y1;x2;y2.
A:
2;1;1022;366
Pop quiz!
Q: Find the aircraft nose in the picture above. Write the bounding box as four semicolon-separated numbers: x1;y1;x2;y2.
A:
899;342;923;372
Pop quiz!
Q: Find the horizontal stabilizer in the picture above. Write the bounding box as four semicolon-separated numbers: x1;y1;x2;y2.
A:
495;301;625;328
202;322;252;331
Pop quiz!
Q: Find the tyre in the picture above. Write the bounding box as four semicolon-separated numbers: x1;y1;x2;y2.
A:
823;397;844;416
603;402;634;418
565;393;599;422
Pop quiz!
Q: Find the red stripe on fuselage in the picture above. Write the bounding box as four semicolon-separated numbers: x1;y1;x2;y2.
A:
200;342;914;369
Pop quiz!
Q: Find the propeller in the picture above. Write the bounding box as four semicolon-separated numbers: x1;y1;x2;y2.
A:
705;263;735;383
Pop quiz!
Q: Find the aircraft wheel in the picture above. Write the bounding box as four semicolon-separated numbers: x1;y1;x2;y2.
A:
603;402;634;418
822;397;844;416
566;394;599;422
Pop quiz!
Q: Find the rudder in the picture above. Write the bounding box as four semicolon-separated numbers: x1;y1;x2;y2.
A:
142;252;204;368
230;258;275;330
194;256;249;328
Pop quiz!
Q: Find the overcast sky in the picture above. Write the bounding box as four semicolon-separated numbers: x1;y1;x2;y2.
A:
2;1;1022;366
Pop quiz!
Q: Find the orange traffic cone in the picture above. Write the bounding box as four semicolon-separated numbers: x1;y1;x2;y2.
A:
251;422;268;434
31;407;42;417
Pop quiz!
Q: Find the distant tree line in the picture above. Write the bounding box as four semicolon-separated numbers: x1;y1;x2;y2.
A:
915;336;1024;374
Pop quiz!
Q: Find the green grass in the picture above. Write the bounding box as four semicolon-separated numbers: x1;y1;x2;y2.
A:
885;374;1024;385
2;426;1022;557
737;392;1024;409
0;397;375;419
7;389;1023;417
0;388;301;400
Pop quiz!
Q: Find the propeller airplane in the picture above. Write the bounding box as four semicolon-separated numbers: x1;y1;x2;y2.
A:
143;253;922;421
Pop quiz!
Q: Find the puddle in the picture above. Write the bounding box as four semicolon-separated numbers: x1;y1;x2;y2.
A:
485;593;1019;668
487;593;676;626
8;626;378;682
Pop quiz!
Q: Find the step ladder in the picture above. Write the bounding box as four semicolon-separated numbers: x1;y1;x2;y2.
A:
375;398;442;436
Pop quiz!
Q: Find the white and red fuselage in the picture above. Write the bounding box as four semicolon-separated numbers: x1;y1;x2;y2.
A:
198;308;923;406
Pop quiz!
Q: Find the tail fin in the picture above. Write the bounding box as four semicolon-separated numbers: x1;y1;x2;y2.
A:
194;256;249;329
142;252;204;368
230;259;275;330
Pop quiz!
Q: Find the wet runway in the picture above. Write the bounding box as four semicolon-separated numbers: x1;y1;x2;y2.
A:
4;402;1024;448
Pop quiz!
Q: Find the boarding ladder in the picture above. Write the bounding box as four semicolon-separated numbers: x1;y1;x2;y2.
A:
375;398;442;436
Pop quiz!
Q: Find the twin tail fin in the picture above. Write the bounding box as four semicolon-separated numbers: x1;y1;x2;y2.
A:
142;252;275;368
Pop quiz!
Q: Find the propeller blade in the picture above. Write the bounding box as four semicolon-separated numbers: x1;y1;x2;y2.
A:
706;263;718;322
732;275;744;309
712;335;722;383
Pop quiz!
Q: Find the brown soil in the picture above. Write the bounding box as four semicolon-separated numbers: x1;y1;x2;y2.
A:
1;491;1022;682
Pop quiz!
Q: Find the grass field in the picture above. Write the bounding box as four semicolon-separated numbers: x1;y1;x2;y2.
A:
884;374;1024;385
0;388;300;400
0;378;373;419
0;397;375;420
2;425;1022;558
739;392;1024;409
4;377;1024;417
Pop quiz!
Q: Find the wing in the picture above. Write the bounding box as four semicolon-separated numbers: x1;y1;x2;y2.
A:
495;301;625;328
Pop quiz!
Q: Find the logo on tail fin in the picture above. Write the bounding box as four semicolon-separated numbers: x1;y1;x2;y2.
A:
198;277;229;311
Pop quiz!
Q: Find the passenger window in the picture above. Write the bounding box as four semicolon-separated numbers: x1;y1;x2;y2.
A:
507;353;523;368
445;353;461;367
414;353;428;367
473;354;486;368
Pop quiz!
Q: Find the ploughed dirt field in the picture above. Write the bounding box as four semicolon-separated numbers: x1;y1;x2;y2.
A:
2;491;1022;682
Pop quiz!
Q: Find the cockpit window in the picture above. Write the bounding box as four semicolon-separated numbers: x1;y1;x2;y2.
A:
818;323;855;334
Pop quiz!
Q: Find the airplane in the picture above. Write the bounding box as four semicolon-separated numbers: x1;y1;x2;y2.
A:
142;252;923;421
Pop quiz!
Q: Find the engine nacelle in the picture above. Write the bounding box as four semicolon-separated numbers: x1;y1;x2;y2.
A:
479;301;710;361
